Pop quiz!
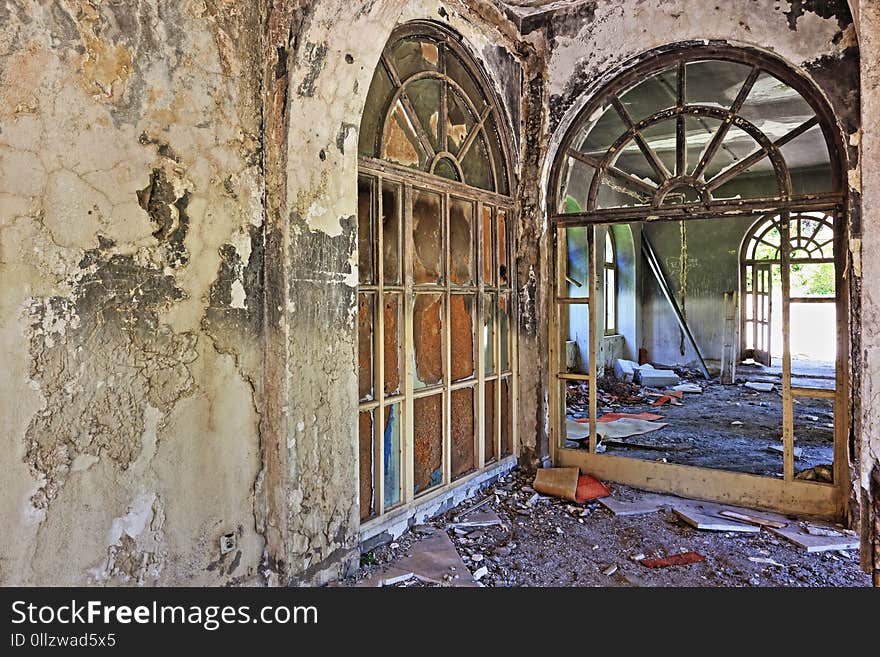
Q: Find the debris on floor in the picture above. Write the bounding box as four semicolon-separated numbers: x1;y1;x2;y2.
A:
768;523;859;553
795;464;833;483
718;510;787;529
745;381;775;392
766;444;804;458
673;383;703;393
641;551;706;568
533;467;610;503
355;527;478;587
345;469;870;587
673;502;761;533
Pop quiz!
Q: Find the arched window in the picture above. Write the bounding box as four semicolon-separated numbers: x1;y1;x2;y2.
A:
604;231;617;335
551;47;841;218
357;22;515;525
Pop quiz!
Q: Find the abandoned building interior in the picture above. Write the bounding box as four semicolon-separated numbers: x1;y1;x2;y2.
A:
1;0;879;587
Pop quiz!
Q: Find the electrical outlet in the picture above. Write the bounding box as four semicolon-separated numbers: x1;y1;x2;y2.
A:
220;533;236;555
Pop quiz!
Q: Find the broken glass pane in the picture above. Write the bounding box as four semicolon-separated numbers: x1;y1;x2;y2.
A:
451;387;476;480
358;410;374;520
384;293;402;396
794;401;834;485
685;60;752;109
390;38;438;80
558;156;595;214
413;394;443;494
383;403;402;507
358;293;374;402
482;205;494;283
412;189;443;284
500;376;512;457
448;88;475;152
451;294;476;382
413;293;443;389
382;182;401;285
358;177;374;285
498;209;509;287
484;292;496;375
383;101;427;168
561;226;589;299
618;67;678;121
499;293;510;374
450;197;474;285
484;379;497;463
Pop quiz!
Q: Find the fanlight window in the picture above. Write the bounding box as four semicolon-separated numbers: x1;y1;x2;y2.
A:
743;211;835;263
555;53;839;215
359;24;510;195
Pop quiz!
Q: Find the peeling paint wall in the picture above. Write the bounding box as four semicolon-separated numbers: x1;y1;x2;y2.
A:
0;0;266;585
856;0;880;579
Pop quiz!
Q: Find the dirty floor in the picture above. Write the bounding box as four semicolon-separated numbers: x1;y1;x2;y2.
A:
347;469;870;587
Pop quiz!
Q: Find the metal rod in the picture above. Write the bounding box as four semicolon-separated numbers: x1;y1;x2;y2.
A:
640;232;710;379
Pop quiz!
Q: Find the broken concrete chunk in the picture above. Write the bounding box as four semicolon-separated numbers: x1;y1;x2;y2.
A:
473;566;488;580
745;381;775;392
637;369;680;387
614;358;637;382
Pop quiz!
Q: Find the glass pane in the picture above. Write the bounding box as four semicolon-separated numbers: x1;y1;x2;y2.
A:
684;116;721;176
359;63;394;157
485;123;510;196
574;103;627;157
605;232;614;263
498;209;509;287
451;387;476;480
383;101;427;168
711;154;778;200
448;88;476;152
794;400;834;484
446;51;486;116
382;183;401;285
561;226;589;298
685;60;753;108
413;293;443;388
618;66;678;121
605;268;616;333
383;404;402;507
358;293;374;402
450;197;474;285
384;293;402;396
482;206;494;284
484;293;496;375
484;379;497;463
597;178;651;208
434;158;459;181
615;131;667;186
413;394;443;494
499;293;511;374
406;78;442;153
358;177;374;284
558;156;595;214
412;189;442;284
358;410;374;520
451;294;476;382
500;376;512;457
390;38;438;81
460;130;493;191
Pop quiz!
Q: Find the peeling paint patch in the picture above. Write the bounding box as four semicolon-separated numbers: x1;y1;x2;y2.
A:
297;42;328;97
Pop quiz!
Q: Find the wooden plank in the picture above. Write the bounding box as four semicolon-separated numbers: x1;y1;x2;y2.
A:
673;504;760;533
587;226;598;454
768;524;858;553
555;449;843;519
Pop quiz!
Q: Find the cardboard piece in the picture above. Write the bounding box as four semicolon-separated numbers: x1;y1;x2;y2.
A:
533;467;580;502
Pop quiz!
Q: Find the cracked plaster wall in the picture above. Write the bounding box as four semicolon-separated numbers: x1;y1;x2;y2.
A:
0;0;265;585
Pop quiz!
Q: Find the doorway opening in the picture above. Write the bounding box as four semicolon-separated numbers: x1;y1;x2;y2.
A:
548;44;848;518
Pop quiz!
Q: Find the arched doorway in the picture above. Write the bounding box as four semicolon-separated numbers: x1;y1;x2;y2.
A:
356;21;517;526
547;44;848;517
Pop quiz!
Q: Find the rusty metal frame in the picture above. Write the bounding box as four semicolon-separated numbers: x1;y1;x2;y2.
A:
547;44;850;520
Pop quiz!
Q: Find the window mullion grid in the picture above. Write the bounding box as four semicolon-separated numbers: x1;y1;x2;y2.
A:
443;192;452;487
402;182;415;505
374;176;386;516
